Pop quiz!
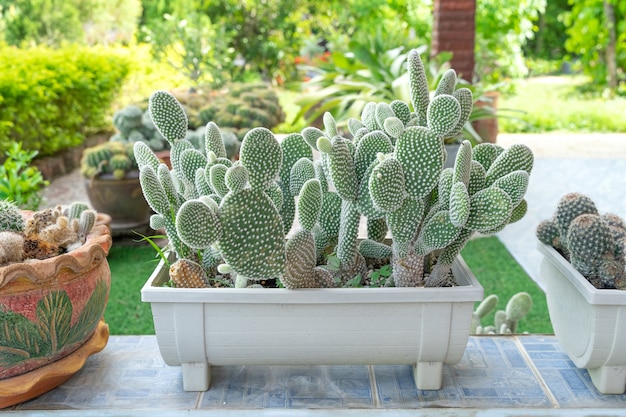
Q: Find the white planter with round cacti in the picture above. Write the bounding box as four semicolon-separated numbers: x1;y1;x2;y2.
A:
137;49;534;391
537;193;626;394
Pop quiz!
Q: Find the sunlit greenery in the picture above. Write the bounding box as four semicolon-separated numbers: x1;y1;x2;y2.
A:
499;76;626;133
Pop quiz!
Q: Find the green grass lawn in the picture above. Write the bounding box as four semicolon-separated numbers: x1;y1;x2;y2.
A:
461;236;553;334
104;243;158;335
499;75;626;133
104;236;553;335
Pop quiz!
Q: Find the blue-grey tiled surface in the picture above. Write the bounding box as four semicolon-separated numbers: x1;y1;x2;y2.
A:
519;335;626;407
10;335;626;412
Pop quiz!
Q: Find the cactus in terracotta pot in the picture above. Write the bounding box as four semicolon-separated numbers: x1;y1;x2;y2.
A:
537;192;626;289
81;141;138;180
136;48;534;289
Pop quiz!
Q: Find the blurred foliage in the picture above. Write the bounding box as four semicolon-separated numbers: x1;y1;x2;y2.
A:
196;82;285;139
294;32;501;144
523;0;570;61
141;12;236;88
0;142;49;210
499;76;626;133
294;32;431;126
561;0;625;91
0;0;141;46
0;45;130;156
474;0;547;84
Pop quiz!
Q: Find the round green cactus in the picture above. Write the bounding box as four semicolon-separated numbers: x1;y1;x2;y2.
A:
568;214;614;274
553;192;599;242
0;200;25;233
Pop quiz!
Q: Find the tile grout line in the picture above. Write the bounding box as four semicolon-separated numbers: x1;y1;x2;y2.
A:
513;336;560;408
195;391;204;409
368;365;381;408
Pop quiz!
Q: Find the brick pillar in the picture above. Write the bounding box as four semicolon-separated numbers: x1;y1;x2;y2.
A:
431;0;476;82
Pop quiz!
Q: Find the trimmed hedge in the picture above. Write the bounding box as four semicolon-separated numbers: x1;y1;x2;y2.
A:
0;46;130;157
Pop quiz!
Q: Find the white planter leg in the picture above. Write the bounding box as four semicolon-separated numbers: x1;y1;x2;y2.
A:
174;303;209;391
588;366;626;394
182;362;211;391
414;361;443;390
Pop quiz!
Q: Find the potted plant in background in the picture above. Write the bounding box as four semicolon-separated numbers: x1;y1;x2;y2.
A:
138;49;534;392
81;141;152;235
108;104;171;166
536;192;626;394
0;200;111;407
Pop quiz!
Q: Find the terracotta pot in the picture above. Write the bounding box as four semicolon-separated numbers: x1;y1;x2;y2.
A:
154;150;172;169
0;223;112;400
471;91;499;144
84;171;151;232
0;224;112;377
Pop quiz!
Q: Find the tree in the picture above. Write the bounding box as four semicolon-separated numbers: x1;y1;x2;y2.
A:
474;0;546;83
143;12;236;87
562;0;625;92
1;0;83;46
0;0;142;46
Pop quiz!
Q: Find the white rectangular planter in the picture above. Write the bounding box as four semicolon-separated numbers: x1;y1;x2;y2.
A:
538;241;626;394
141;256;483;392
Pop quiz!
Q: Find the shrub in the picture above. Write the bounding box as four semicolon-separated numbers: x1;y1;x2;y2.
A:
0;142;49;210
0;45;130;157
197;82;285;139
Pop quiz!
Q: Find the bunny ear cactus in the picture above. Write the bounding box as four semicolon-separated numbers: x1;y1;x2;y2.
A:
149;90;189;146
136;48;535;291
218;129;286;284
298;48;534;288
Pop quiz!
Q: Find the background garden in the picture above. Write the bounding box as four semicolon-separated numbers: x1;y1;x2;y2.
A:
0;0;625;335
